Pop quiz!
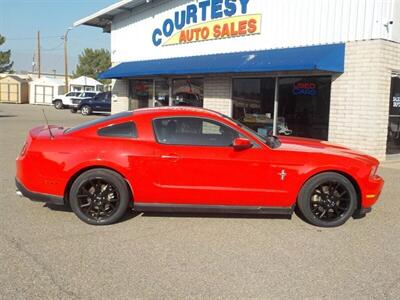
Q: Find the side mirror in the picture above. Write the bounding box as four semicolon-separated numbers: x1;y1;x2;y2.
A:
232;138;253;150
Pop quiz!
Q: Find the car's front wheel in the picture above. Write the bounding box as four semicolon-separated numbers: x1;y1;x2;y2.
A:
70;108;77;113
69;169;130;225
54;100;63;109
297;172;358;227
81;105;92;115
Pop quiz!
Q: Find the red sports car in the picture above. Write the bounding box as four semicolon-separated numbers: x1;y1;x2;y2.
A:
16;107;383;227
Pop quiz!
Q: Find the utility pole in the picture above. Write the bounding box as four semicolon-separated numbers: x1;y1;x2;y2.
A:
37;31;41;78
63;27;72;92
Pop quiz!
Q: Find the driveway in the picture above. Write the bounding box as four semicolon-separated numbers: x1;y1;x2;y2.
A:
0;103;399;299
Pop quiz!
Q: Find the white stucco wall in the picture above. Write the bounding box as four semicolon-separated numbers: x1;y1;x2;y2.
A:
110;0;400;64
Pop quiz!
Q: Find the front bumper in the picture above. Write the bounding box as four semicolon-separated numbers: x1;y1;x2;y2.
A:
362;175;384;208
15;178;64;206
353;207;372;219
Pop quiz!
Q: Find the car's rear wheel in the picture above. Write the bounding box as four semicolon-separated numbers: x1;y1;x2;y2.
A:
69;169;130;225
297;172;357;227
81;105;92;115
54;100;63;109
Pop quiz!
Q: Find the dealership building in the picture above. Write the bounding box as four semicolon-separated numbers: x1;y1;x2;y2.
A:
75;0;400;160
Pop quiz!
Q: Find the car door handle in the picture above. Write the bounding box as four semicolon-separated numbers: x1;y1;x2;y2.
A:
161;154;179;161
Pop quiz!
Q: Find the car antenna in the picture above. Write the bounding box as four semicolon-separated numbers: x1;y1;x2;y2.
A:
42;109;54;139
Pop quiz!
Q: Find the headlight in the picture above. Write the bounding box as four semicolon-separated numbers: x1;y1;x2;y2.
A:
370;165;378;177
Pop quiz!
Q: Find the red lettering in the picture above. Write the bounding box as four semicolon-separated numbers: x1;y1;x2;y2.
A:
187;29;194;42
213;24;221;38
221;23;230;38
247;18;257;34
193;27;202;41
179;30;187;43
201;27;210;40
230;22;239;36
238;20;247;35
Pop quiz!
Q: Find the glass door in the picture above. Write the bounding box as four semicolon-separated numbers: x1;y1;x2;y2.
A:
130;80;153;109
387;77;400;155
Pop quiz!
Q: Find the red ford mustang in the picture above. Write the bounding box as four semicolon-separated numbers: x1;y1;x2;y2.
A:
16;107;383;227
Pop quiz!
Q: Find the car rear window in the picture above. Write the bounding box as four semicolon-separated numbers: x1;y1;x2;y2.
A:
98;122;137;138
64;111;132;134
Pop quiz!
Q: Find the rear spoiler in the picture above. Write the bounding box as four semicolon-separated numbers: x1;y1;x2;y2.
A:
29;125;59;139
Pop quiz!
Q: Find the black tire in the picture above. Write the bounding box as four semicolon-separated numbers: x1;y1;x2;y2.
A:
70;108;77;113
297;172;358;227
69;169;130;225
54;100;63;109
81;105;92;115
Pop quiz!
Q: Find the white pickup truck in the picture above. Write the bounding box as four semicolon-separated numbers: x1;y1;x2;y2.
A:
52;91;99;109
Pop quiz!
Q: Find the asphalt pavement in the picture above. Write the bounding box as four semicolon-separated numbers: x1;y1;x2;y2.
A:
0;103;399;299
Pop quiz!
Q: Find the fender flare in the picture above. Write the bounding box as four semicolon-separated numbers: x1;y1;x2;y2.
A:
63;164;135;205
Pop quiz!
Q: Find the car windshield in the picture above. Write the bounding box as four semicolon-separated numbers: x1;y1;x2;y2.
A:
64;111;132;134
221;114;281;149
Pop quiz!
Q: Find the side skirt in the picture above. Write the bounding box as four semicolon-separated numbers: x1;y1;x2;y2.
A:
133;203;294;215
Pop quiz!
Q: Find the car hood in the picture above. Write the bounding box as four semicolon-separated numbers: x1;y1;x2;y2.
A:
277;136;378;165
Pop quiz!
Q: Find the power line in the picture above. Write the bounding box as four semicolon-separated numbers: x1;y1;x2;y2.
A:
6;35;62;41
41;41;64;51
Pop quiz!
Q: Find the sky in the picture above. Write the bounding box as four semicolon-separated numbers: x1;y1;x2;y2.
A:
0;0;118;74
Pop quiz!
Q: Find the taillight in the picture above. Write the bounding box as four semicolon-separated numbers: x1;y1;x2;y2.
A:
20;142;28;156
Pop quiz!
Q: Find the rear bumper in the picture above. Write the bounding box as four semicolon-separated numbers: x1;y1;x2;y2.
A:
15;178;64;206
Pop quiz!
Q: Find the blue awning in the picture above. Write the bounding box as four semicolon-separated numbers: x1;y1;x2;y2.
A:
99;43;345;79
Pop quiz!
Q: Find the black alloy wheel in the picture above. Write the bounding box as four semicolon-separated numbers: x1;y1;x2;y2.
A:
310;181;351;221
77;179;120;221
69;169;130;225
297;172;357;227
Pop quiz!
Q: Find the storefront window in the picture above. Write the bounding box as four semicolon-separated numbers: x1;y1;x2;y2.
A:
278;77;331;140
232;78;275;136
232;76;331;140
172;78;203;107
154;79;169;107
130;80;153;109
387;77;400;155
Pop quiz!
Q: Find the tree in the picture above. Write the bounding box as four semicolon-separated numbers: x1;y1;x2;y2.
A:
0;34;13;73
73;48;111;84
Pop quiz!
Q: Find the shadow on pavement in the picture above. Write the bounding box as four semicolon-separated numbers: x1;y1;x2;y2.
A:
43;203;292;223
140;211;292;220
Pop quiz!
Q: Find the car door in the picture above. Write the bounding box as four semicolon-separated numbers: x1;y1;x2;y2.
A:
152;116;282;207
99;93;111;112
91;93;104;111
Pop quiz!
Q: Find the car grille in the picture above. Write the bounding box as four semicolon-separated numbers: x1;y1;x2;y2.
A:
72;99;81;104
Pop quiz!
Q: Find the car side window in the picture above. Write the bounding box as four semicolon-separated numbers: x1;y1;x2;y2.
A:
153;117;240;146
98;122;137;138
66;92;73;97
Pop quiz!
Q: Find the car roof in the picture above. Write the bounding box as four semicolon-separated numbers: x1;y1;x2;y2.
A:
133;106;223;118
65;107;224;135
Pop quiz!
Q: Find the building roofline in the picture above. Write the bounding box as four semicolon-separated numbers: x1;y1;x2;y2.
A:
73;0;148;32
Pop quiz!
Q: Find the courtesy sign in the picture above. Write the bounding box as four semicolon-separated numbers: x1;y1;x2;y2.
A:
152;0;261;47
